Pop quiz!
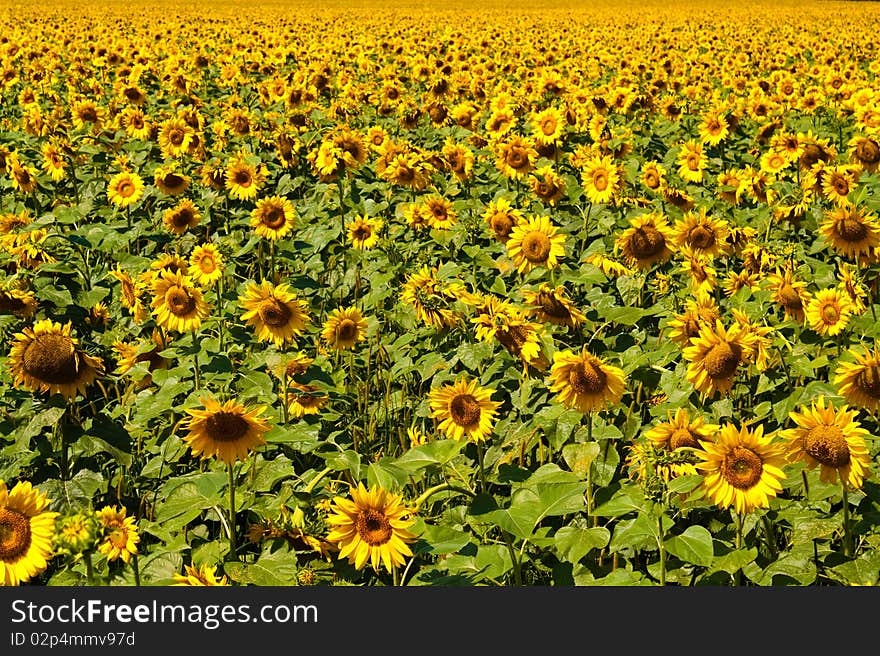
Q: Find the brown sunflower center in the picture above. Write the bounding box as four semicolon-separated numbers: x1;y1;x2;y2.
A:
855;365;880;399
537;291;570;319
449;393;481;427
23;333;79;384
80;107;98;122
168;128;186;146
507;148;528;170
162;174;185;189
521;231;552;263
688;225;716;250
204;411;250;442
541;117;557;136
855;140;880;165
336;319;358;342
804;425;850;468
669;427;700;450
130;115;145;129
830;175;850;197
568;359;607;394
721;446;764;490
355;509;392;546
260;206;286;229
232;169;252;186
108;527;128;549
644;170;660;188
352;225;371;242
778;284;803;310
592;170;608;191
172;208;195;228
630;226;666;259
490;214;514;238
165;287;196;316
821;303;840;324
0;508;32;562
117;180;135;197
0;293;27;314
258;299;292;327
836;217;867;242
703;341;742;379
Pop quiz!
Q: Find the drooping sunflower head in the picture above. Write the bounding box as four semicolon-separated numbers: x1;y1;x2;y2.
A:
153;165;191;196
0;479;58;586
666;292;719;348
250;195;296;240
616;212;676;269
325;483;417;573
321;306;368;351
695;422;787;515
548;347;626;413
835;345;880;412
183;397;270;465
506;215;566;273
780;396;872;490
286;382;329;419
0;286;37;318
766;267;811;323
239;281;310;348
522;284;586;328
8;319;104;400
172;563;229;586
428;376;501;443
162;199;202;235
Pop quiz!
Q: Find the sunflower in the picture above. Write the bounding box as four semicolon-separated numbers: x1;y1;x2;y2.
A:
441;139;474;182
183;397;270;464
239;281;310;347
321;306;368;351
286;383;329;418
683;319;757;398
158;117;195;159
8;319;103;400
8;157;39;194
805;288;853;337
0;480;58;586
482;197;524;244
835;345;880;411
107;171;144;208
250;196;296;240
585;253;633;278
765;267;811;323
428;377;500;443
325;483;417;573
581;154;620;205
162;199;201;235
423;195;457;230
400;266;460;329
153;165;190;196
225;156;265;201
172;563;229;586
348;215;383;250
695;423;786;515
0;287;37;318
522;284;586;328
120;107;151;140
677;140;707;183
849;135;880;173
821;165;859;206
471;298;548;372
506;215;566;273
672;210;731;259
819;205;880;261
641;161;667;191
548;347;626;413
645;407;718;451
530;106;565;145
616;212;676;269
189;243;224;287
528;166;566;206
95;506;139;564
151;271;210;333
779;397;872;490
698;110;729;146
40;141;66;182
494;135;538;179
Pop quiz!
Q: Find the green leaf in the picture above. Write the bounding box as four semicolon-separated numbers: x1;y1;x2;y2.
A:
709;548;759;576
592;486;647;517
554;526;610;564
562;442;600;478
43;469;105;511
608;513;659;552
225;545;299;586
14;406;66;449
664;525;714;567
394;439;464;473
666;474;704;494
414;523;471;556
325;450;361;478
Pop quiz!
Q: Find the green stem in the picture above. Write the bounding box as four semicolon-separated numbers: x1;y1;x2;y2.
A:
657;507;666;586
586;412;595;525
734;512;744;586
842;479;853;557
502;531;523;586
218;275;226;354
761;513;778;560
412;482;475;513
132;553;141;586
281;366;289;424
193;347;201;390
476;442;488;494
392;566;400;587
304;466;332;494
269;239;276;284
228;461;237;559
84;550;95;586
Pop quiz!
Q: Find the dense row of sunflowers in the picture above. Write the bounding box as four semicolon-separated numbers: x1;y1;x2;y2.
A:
2;0;880;587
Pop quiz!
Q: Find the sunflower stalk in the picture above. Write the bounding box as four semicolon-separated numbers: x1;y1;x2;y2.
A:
734;511;744;586
842;480;853;557
227;461;237;559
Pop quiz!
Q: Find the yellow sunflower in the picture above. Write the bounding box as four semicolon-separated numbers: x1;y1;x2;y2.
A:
250;196;296;240
189;243;224;287
482;197;524;244
0;480;58;586
428;376;501;443
225;156;265;201
172;563;229;586
162;199;201;235
616;213;676;269
819;205;880;261
494;135;538;179
765;267;811;323
581;154;620;205
325;483;417;573
506;215;566;273
183;397;270;464
695;423;787;515
158;117;195;159
0;286;37;318
548;347;626;413
239;281;310;348
641;161;667;191
8;319;103;400
348;215;383;250
834;345;880;411
677;140;707;183
805;288;853;337
672;210;731;259
683;319;757;398
644;407;718;451
286;383;329;419
779;397;872;490
107;171;144;208
321;306;368;351
522;284;587;328
95;506;139;564
153;165;190;196
151;271;210;333
666;292;719;348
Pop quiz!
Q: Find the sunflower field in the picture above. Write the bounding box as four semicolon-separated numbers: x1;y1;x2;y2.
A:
2;0;880;588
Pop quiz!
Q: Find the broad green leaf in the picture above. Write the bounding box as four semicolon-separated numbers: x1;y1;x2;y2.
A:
225;546;299;586
708;548;758;576
608;513;659;552
394;439;464;473
664;525;714;567
562;442;601;478
414;523;471;556
554;526;610;564
592;486;647;517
